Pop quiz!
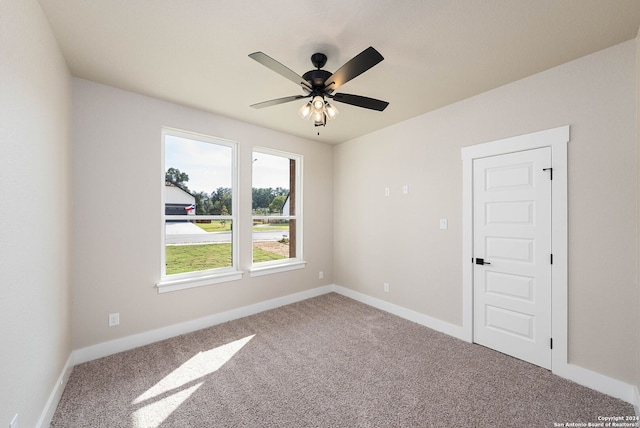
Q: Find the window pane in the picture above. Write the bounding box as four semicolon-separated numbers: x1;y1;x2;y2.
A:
166;135;233;214
165;220;233;274
252;152;290;216
164;130;236;278
252;220;294;261
252;150;298;263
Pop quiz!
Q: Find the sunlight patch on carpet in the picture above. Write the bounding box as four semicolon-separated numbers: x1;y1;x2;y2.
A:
131;334;255;427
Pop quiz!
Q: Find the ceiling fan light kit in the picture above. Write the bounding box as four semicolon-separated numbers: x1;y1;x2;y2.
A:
249;47;389;129
298;95;339;127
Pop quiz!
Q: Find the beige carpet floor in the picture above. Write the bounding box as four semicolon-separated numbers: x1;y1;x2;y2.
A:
51;293;634;427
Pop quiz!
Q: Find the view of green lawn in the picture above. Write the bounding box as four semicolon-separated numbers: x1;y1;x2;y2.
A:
253;223;289;231
194;221;289;232
194;221;231;232
166;243;285;275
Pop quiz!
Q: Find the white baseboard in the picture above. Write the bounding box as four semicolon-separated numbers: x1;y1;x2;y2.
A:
331;285;468;341
73;285;333;365
553;363;637;405
332;284;638;406
62;282;638;415
36;353;74;428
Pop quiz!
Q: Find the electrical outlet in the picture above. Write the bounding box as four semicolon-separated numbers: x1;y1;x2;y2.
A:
108;312;120;327
319;271;324;279
384;187;390;197
383;283;390;293
439;219;448;230
10;413;18;428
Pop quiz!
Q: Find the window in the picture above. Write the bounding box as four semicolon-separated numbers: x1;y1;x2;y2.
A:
251;148;305;276
158;128;240;292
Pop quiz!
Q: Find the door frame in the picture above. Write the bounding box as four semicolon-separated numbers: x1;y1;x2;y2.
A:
461;125;569;373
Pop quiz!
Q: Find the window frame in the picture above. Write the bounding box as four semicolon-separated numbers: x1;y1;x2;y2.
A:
157;127;242;293
250;147;306;277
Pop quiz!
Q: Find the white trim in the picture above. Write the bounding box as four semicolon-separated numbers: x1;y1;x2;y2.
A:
461;153;474;343
160;127;240;288
331;285;467;341
461;125;570;374
65;282;635;407
36;284;638;424
461;126;570;160
156;269;244;293
251;215;292;221
333;284;639;404
72;285;332;364
251;147;304;269
553;363;638;405
249;260;307;277
35;353;74;428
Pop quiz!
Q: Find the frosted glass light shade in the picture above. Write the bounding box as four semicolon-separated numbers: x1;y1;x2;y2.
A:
325;102;339;120
298;102;312;119
312;96;324;110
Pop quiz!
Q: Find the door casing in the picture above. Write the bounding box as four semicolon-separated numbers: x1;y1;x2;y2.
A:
461;126;569;373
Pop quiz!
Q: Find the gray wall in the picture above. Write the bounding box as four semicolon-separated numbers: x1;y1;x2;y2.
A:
334;40;638;384
72;78;334;349
0;0;72;426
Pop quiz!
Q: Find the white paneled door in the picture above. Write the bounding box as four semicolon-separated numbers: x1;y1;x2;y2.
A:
473;147;552;369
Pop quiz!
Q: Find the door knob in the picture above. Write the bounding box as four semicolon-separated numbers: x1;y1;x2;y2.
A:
475;258;491;265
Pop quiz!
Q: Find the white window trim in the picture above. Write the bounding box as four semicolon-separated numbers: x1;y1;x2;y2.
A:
249;147;305;276
157;270;243;293
249;260;307;277
158;127;242;292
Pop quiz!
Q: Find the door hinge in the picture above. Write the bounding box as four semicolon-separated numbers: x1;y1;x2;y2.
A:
550;254;553;264
550;338;553;349
543;167;553;180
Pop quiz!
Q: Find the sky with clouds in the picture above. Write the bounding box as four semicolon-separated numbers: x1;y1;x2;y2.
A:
165;135;289;193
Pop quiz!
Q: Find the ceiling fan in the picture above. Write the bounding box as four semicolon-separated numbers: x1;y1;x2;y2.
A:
249;46;389;127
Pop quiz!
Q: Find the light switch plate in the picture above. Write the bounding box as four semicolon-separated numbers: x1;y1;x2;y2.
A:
439;219;448;230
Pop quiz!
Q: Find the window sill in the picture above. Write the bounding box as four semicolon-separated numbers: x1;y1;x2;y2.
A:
249;260;307;277
157;270;244;293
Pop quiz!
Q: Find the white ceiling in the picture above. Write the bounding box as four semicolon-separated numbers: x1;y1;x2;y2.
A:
38;0;640;145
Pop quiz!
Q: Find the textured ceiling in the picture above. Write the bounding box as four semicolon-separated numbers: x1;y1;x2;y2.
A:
38;0;640;144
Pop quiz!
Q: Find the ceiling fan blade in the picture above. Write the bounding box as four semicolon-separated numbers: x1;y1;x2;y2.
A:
250;95;308;109
331;93;389;111
323;47;384;92
249;52;312;91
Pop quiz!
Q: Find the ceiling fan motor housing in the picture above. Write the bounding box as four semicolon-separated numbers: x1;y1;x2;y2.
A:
302;69;332;90
303;53;332;90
